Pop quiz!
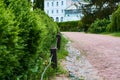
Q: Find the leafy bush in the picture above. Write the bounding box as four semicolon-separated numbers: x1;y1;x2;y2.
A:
88;18;110;33
57;21;82;32
0;0;59;79
107;6;120;32
78;20;84;31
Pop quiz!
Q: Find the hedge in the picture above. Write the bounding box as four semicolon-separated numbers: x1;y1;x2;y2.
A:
57;21;83;32
0;0;59;80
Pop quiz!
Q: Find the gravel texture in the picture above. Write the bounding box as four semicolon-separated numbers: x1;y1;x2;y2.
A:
64;42;103;80
62;32;120;80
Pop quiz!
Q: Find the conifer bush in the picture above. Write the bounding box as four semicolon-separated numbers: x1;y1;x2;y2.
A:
0;1;20;79
0;0;59;79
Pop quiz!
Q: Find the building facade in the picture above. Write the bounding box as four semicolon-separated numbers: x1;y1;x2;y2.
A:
44;0;87;22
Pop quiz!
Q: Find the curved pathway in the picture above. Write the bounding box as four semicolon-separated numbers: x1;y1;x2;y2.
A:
62;32;120;80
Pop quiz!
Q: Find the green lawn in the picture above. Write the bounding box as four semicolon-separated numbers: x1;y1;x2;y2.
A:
102;32;120;37
58;35;68;59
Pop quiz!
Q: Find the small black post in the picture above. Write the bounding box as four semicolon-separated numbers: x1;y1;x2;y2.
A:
56;32;61;50
50;47;57;68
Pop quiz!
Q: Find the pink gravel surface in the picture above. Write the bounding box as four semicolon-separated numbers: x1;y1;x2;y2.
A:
62;32;120;80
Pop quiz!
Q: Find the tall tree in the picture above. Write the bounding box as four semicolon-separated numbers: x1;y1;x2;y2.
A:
81;0;120;31
107;6;120;32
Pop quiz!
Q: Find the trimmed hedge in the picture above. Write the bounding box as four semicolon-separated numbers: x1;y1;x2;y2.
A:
0;0;59;80
57;21;82;32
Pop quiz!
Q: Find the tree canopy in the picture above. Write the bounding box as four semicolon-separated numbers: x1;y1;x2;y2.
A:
107;6;120;32
81;0;120;30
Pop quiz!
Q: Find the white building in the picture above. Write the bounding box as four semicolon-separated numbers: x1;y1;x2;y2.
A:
64;2;82;21
44;0;87;22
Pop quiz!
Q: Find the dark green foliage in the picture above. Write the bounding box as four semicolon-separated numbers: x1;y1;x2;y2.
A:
0;0;59;79
57;21;82;32
84;0;89;2
77;20;84;32
81;0;120;31
88;18;110;33
81;13;95;32
33;0;44;10
107;6;120;32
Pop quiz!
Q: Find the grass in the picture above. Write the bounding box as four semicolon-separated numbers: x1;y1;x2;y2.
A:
57;35;69;73
57;35;68;59
56;35;68;73
101;32;120;37
48;35;69;80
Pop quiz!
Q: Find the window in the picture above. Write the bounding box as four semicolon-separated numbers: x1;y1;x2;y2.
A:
56;17;59;22
61;17;63;22
47;10;49;14
52;10;54;14
47;2;49;7
56;10;58;13
56;2;58;6
52;2;54;6
61;1;63;5
61;9;64;13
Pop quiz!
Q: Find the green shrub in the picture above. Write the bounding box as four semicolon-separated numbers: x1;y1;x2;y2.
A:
78;20;84;31
107;6;120;32
88;18;110;33
34;9;59;50
0;0;59;79
57;21;82;32
0;0;20;79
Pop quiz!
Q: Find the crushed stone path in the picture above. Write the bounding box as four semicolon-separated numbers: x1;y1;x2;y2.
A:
64;42;103;80
62;32;120;80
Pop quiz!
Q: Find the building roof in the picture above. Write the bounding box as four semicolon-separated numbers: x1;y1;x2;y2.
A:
65;0;89;10
66;4;78;10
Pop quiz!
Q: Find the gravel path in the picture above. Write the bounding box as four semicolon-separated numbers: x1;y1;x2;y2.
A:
64;42;103;80
62;32;120;80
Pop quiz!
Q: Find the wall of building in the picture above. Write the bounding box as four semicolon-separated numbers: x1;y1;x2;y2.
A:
44;0;68;22
44;0;84;22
